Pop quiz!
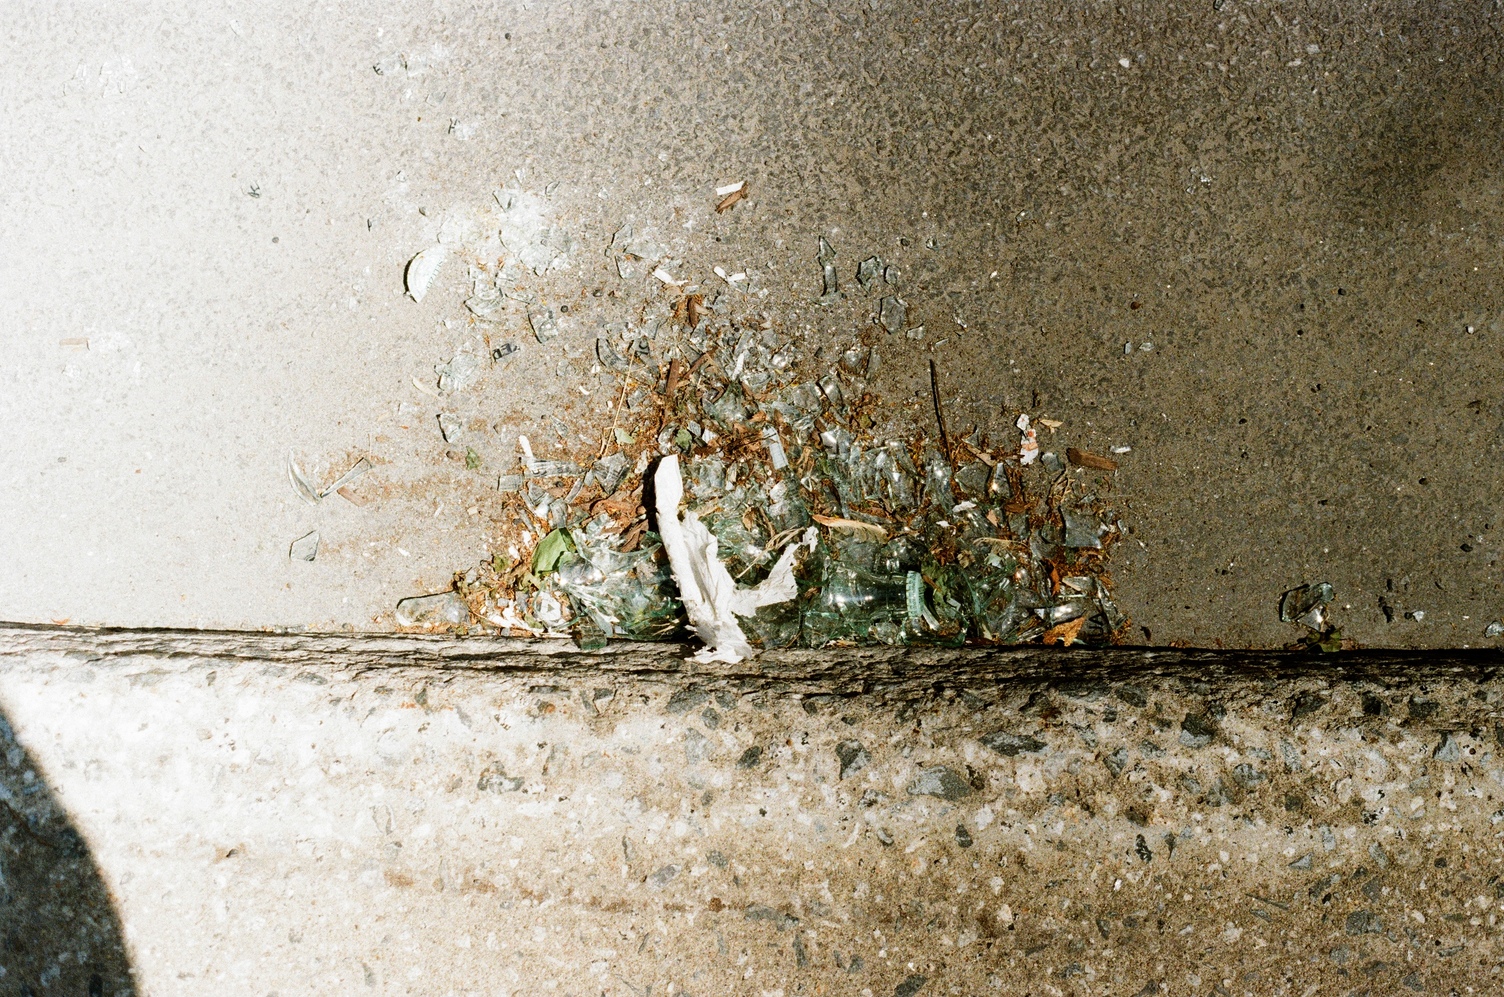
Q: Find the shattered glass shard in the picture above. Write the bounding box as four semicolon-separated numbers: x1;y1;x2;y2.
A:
396;591;470;627
878;296;907;334
1279;582;1335;629
529;307;559;343
435;352;483;393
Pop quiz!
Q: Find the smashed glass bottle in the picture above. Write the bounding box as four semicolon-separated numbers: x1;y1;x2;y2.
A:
404;274;1128;654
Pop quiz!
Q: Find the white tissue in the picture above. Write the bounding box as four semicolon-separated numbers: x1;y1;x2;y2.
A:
654;454;813;663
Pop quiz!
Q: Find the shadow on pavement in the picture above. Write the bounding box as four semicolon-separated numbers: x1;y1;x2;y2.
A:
0;708;132;995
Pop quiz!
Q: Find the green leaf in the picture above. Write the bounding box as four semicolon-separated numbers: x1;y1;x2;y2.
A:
465;447;481;470
531;529;575;575
614;427;635;446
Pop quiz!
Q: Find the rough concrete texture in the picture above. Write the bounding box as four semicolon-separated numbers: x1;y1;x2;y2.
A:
5;625;1504;995
5;3;1504;647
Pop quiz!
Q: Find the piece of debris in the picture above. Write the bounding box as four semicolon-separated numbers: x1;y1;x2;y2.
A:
405;245;448;302
1042;615;1087;646
1280;582;1334;630
59;337;89;349
1062;505;1103;548
289;530;319;561
518;435;580;476
287;453;321;505
437;413;463;443
715;181;748;214
1066;448;1119;471
528;307;559;344
1016;414;1040;465
878;295;906;334
856;256;883;289
436;352;484;393
322;458;370;499
655;454;814;663
928;359;951;456
674;293;708;329
818;237;839;300
336;484;368;506
810;514;887;542
395;591;470;627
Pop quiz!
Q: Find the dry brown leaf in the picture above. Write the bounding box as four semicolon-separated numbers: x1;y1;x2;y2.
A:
590;487;643;518
672;294;707;331
618;519;648;552
1041;615;1087;647
1066;447;1119;471
715;185;748;213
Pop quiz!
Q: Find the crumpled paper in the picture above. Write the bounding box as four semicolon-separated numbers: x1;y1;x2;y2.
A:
654;454;814;663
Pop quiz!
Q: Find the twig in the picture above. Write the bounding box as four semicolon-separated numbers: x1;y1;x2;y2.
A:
928;359;950;458
665;358;683;400
686;349;715;378
599;354;636;459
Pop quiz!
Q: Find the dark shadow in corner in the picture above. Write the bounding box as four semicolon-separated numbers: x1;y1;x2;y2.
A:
0;708;133;996
1329;9;1504;234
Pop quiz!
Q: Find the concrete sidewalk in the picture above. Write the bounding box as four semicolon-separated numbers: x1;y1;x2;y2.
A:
4;3;1504;647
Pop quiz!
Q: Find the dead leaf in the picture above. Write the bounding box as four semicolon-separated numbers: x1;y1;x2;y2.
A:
715;185;748;213
811;513;888;542
1066;447;1119;471
618;519;648;552
591;487;643;518
973;536;1027;554
665;357;683;398
672;294;706;330
686;350;715;376
1041;615;1087;647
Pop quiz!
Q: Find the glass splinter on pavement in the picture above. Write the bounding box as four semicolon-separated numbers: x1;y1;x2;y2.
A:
393;233;1128;653
289;530;319;562
1279;581;1334;631
818;237;839;301
878;296;906;335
